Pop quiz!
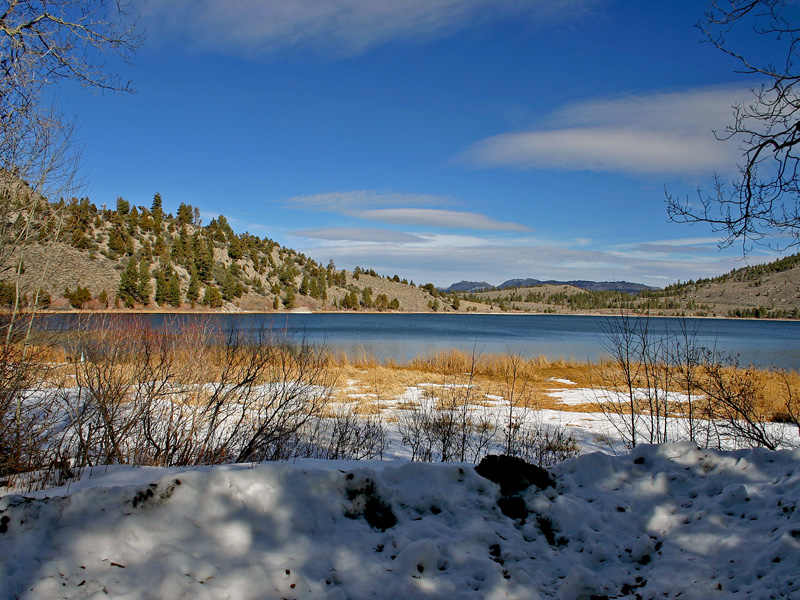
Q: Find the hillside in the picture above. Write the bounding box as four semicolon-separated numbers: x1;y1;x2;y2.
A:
0;188;483;314
454;254;800;319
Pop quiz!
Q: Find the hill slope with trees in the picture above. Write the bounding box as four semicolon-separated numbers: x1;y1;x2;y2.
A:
0;182;477;313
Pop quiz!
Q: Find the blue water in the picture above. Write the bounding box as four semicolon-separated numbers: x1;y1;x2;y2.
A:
44;313;800;370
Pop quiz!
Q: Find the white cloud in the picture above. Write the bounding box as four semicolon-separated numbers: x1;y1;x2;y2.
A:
615;236;723;256
633;236;723;247
144;0;601;56
283;191;531;231
355;208;531;231
463;86;748;175
297;237;741;288
283;190;449;212
293;227;424;243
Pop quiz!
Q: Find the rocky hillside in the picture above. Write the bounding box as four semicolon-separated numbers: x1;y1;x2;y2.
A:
0;190;483;313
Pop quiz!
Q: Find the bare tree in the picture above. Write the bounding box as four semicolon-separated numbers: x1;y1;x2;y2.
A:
0;1;141;329
667;0;800;251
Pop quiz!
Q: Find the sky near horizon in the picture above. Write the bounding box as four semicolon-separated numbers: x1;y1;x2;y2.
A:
56;0;798;287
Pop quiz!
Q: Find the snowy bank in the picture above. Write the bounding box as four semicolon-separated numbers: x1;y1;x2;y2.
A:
1;443;799;599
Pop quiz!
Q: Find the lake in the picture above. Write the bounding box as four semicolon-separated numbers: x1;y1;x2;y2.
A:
44;313;800;370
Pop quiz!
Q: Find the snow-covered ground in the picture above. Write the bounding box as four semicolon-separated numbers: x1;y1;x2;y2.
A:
2;383;799;599
1;443;798;599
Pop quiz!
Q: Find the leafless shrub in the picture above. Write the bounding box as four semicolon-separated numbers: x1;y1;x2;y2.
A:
299;407;387;460
0;313;63;485
698;352;790;450
513;420;581;467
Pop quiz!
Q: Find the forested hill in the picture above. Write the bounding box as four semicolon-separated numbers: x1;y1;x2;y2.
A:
0;189;471;313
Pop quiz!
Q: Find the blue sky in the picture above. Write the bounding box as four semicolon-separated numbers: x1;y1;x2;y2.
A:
57;0;796;287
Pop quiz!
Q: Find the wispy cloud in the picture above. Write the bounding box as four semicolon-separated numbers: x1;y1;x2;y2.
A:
296;236;741;287
283;190;449;212
617;236;723;255
463;86;747;175
355;208;531;231
283;190;531;231
293;227;425;243
144;0;602;56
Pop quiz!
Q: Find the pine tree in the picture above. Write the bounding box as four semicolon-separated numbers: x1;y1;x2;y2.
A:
202;285;223;308
362;287;373;308
186;270;200;306
168;271;182;307
154;268;169;305
137;258;152;304
177;202;193;226
194;235;214;282
116;196;130;215
107;229;126;257
118;259;139;307
283;287;296;309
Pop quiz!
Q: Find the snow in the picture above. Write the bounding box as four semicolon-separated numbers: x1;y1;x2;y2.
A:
2;443;799;599
548;378;577;386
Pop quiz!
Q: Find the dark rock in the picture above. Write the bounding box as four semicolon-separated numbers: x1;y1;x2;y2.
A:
474;454;554;495
497;496;528;521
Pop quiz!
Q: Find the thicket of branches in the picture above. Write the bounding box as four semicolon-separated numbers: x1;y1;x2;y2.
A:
398;350;580;466
0;316;383;491
595;313;799;451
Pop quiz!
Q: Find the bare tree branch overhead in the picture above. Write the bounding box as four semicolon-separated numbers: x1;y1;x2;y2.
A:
0;1;142;334
667;0;800;253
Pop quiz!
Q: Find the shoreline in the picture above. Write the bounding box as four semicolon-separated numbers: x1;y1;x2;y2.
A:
6;307;798;322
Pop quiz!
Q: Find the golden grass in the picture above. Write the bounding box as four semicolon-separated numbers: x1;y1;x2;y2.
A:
326;349;800;419
20;337;800;420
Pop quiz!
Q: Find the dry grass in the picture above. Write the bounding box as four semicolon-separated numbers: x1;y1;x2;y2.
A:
326;349;800;419
24;340;800;421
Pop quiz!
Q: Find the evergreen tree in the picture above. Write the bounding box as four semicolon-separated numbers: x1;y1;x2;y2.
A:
154;268;169;305
127;205;139;231
194;235;214;282
116;196;130;215
107;228;126;257
202;285;223;308
186;270;200;306
172;225;190;266
283;287;296;309
362;286;373;308
177;202;193;226
118;259;139;307
137;257;152;304
154;235;166;256
342;290;359;310
228;234;243;260
168;271;182;307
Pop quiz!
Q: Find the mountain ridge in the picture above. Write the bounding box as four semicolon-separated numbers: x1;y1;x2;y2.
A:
443;279;657;295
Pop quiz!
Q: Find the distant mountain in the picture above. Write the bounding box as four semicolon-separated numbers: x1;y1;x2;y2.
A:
441;280;493;293
497;279;657;295
443;278;657;295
